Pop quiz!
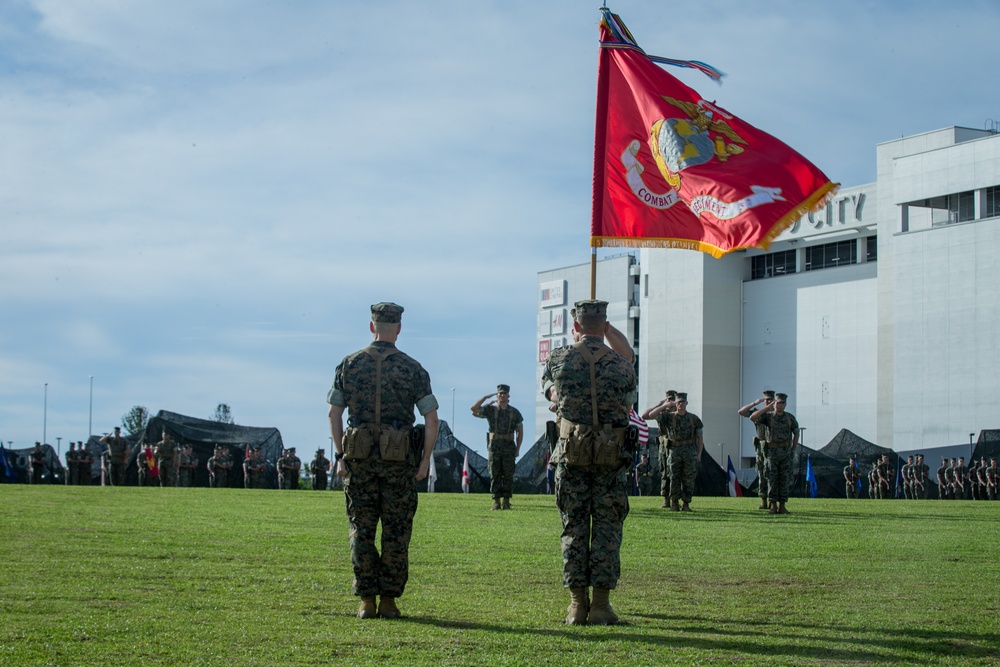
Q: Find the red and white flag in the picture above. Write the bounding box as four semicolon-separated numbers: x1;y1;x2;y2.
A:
461;451;470;493
592;10;838;257
727;455;743;498
427;453;437;493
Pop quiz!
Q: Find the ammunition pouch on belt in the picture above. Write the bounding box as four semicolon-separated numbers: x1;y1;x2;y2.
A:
343;425;375;460
379;426;411;462
560;421;627;469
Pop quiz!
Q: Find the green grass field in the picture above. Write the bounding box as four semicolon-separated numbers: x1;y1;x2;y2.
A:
2;486;998;666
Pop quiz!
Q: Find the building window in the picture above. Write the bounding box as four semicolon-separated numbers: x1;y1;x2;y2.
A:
804;240;857;271
751;249;796;279
866;236;877;262
986;186;1000;219
930;191;975;225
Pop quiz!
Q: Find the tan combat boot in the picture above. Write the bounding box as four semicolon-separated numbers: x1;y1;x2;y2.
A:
587;587;619;625
565;587;589;625
378;596;401;619
502;497;511;510
768;500;778;514
778;502;790;515
491;499;501;511
357;596;377;619
660;497;669;508
758;496;768;510
670;499;680;512
681;502;692;512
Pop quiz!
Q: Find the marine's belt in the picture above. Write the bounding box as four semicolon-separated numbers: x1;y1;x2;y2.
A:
669;439;695;448
559;420;623;438
766;440;791;448
489;434;515;441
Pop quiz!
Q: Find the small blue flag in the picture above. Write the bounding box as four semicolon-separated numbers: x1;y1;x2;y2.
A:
805;456;818;498
0;441;18;482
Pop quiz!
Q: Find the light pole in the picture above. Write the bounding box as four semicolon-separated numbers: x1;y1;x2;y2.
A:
800;427;806;448
89;375;94;440
969;432;975;460
57;436;62;457
43;383;48;446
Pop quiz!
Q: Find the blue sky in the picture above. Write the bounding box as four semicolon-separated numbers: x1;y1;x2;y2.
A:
2;0;998;458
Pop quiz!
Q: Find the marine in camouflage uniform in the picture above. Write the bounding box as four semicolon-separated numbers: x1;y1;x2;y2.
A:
985;459;998;500
901;456;915;499
634;454;655;496
649;393;703;512
99;427;129;486
471;384;524;510
277;447;302;490
64;442;79;486
327;302;439;620
936;458;949;500
968;459;980;501
207;445;233;488
243;448;268;489
153;431;178;488
751;392;799;514
876;455;893;500
954;457;967;500
542;300;637;626
641;389;676;508
843;456;860;499
30;442;46;484
914;454;929;500
738;390;775;509
76;443;93;485
310;449;331;490
177;444;198;487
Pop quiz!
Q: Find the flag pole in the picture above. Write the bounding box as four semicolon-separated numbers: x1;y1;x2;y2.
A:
590;249;597;299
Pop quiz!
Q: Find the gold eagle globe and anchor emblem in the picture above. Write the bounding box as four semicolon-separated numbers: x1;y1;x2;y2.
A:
649;96;748;190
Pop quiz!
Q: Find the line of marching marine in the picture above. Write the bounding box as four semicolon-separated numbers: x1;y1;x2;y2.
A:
54;426;338;491
842;452;999;501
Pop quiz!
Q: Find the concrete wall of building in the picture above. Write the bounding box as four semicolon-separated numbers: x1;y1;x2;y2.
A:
891;211;1000;451
739;261;878;458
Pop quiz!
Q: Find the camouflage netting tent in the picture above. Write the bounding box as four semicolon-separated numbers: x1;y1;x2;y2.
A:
513;436;553;494
1;444;64;484
125;411;284;487
817;429;902;498
973;429;1000;462
421;422;490;493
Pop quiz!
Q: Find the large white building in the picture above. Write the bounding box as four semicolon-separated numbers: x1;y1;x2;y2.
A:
536;126;1000;466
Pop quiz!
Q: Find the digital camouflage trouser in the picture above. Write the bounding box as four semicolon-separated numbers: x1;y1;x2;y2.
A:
555;462;629;589
764;446;793;503
344;456;418;598
667;444;698;504
488;439;516;499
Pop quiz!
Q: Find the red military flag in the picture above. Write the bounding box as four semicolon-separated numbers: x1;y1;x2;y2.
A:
592;10;838;257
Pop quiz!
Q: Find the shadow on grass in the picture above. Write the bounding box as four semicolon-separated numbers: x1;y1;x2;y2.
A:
373;611;1000;664
392;613;919;663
